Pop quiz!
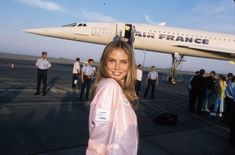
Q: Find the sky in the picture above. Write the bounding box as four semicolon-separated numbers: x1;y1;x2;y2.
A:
0;0;235;74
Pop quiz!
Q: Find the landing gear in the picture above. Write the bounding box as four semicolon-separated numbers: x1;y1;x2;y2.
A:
168;53;185;84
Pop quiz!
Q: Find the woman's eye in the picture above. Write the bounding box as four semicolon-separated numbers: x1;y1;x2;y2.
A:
108;59;114;63
121;61;128;64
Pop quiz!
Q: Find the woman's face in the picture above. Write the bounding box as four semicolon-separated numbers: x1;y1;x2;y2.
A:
105;48;129;83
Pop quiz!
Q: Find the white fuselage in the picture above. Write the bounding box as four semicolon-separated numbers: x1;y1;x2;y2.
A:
23;22;235;61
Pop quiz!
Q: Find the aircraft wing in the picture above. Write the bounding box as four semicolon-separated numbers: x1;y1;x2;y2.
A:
171;43;235;56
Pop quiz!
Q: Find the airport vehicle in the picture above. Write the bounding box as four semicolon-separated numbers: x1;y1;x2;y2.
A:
23;22;235;83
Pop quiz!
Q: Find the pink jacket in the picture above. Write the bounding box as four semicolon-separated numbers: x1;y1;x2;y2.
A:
86;78;138;155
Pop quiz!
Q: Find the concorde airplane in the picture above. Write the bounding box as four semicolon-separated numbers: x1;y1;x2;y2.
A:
23;22;235;83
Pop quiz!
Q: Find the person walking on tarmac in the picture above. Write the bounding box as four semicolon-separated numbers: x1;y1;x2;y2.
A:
135;64;143;96
34;51;51;96
144;66;158;99
72;57;80;88
80;59;95;100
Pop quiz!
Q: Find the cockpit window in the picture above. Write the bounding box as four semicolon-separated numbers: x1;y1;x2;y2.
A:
62;23;87;27
62;23;77;27
77;23;87;27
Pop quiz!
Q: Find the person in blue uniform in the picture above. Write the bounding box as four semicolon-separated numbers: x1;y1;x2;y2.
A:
144;66;158;99
80;59;95;100
34;51;51;96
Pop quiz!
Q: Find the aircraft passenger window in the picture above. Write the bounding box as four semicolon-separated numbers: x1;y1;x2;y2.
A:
143;32;146;37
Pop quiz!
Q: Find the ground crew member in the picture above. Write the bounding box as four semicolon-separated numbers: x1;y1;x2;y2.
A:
34;51;51;96
72;57;80;88
136;64;143;96
144;66;158;99
80;59;95;100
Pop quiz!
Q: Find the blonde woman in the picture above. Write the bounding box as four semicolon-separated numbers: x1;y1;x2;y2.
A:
210;75;227;117
86;40;138;155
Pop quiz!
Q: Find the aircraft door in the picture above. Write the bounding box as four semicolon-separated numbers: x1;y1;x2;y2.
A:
115;23;133;43
124;24;132;39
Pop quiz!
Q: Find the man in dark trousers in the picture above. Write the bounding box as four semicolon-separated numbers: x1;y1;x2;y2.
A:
34;51;51;96
224;73;234;126
135;64;143;96
80;59;95;100
202;71;217;112
144;66;158;99
229;76;235;146
190;69;206;113
72;57;80;88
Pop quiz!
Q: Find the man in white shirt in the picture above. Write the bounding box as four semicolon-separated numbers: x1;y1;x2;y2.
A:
72;57;80;88
80;59;95;100
144;66;158;99
35;51;51;96
135;64;143;96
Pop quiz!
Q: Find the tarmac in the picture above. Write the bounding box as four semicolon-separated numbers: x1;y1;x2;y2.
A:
0;53;235;155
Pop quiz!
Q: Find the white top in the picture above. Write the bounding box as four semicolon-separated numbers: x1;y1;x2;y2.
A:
82;65;94;76
35;58;51;70
148;71;158;80
72;61;80;74
136;68;143;81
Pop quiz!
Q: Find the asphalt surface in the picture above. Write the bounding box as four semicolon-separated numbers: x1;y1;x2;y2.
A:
0;56;235;155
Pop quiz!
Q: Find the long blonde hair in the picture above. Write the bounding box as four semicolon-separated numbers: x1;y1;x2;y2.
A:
92;40;138;108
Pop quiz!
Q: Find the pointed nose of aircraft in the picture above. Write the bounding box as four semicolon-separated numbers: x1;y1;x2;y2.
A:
22;28;49;35
22;27;64;38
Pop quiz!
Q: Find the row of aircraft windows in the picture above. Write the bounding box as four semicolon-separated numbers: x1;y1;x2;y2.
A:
146;30;235;42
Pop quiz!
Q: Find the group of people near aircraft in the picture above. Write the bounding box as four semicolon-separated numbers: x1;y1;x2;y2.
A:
188;69;235;146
